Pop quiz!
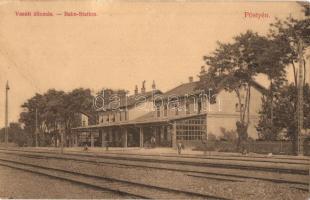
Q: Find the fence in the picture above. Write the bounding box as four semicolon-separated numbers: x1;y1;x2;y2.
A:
191;140;299;155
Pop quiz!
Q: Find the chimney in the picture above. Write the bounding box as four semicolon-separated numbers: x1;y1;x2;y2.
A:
134;85;138;95
189;76;193;83
152;80;156;90
141;80;146;94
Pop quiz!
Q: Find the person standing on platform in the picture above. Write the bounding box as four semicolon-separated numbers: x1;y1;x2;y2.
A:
177;142;183;155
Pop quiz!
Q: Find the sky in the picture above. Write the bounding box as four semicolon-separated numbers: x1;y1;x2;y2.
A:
0;1;307;126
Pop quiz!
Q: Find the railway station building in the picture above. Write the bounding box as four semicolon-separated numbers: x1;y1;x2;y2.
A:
72;74;266;149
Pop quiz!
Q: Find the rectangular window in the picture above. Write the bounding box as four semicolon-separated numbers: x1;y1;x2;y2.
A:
164;105;168;117
156;105;161;117
175;105;179;116
198;101;202;114
186;102;190;114
124;110;128;121
176;116;206;141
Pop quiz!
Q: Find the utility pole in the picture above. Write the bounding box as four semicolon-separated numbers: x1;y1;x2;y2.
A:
35;108;39;147
59;119;64;154
60;129;64;154
297;38;304;156
4;81;9;147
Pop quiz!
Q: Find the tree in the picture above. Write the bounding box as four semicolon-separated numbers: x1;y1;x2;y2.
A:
200;31;273;151
269;16;309;86
19;88;95;147
253;37;288;138
257;84;310;153
256;9;309;152
256;95;283;141
0;122;28;146
19;93;46;146
62;88;95;147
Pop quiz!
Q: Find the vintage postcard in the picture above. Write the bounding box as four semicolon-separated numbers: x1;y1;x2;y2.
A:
0;0;309;199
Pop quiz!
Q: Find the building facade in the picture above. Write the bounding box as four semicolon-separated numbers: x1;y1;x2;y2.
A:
73;77;265;149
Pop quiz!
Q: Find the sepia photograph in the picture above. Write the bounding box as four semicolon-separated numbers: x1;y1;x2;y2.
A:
0;0;309;199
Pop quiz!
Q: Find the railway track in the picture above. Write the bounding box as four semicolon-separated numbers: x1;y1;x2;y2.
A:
2;147;308;168
0;149;310;175
0;149;308;191
2;147;308;164
0;157;225;199
0;148;308;175
69;150;310;164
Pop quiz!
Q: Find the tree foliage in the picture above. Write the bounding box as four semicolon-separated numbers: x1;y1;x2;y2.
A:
256;14;309;147
269;16;310;86
18;88;95;146
199;31;284;151
0;122;28;146
257;84;310;151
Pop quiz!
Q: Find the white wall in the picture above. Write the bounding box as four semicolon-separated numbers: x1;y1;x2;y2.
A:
205;86;263;139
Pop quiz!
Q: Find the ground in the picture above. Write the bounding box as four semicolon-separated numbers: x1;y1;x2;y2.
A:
0;146;308;199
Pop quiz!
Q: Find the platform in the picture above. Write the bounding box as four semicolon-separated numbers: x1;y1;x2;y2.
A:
8;146;310;160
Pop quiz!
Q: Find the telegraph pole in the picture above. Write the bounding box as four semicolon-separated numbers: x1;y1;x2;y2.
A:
4;81;9;147
60;128;64;154
297;38;304;156
35;108;39;147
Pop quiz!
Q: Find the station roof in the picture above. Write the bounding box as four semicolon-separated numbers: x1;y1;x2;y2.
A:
163;81;201;97
72;112;207;131
98;90;162;111
158;79;267;100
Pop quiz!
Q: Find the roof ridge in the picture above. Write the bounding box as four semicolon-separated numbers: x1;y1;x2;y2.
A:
164;81;198;95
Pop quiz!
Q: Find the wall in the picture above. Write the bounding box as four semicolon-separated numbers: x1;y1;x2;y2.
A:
157;97;201;119
205;86;262;139
128;101;154;120
207;115;259;139
207;86;262;115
